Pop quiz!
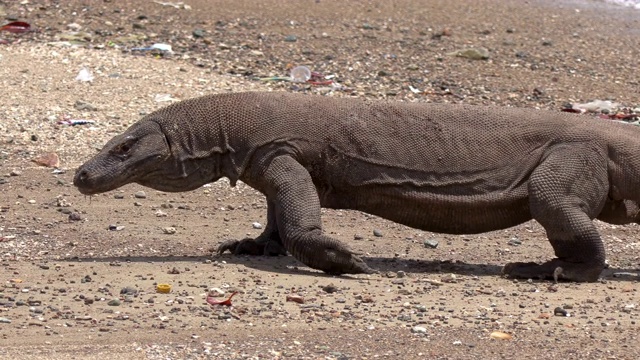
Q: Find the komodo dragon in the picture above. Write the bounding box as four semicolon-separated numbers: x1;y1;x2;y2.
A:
74;91;640;282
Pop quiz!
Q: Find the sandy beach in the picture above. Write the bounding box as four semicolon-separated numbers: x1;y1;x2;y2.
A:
1;0;639;359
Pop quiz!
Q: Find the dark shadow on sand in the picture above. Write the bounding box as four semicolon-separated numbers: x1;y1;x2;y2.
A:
60;254;639;281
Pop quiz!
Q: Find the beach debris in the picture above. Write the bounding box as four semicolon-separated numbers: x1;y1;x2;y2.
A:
57;119;95;126
131;43;173;53
153;1;191;10
562;101;638;123
0;21;31;34
490;331;513;340
154;93;179;102
207;291;237;306
566;100;620;114
290;65;311;83
75;68;94;82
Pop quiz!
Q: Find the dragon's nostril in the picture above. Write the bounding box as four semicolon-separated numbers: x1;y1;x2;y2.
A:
74;169;89;184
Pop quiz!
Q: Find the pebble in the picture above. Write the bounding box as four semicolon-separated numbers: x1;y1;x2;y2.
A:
0;317;11;323
449;47;490;60
554;307;569;317
373;229;383;237
65;213;81;222
74;100;98;111
114;193;125;199
107;299;121;306
10;170;21;176
507;237;522;246
423;239;439;249
192;28;205;38
322;284;338;293
286;295;305;304
411;326;427;334
252;222;263;229
284;35;297;42
120;286;138;296
108;224;125;231
441;273;458;283
162;227;177;234
354;234;364;240
134;191;147;199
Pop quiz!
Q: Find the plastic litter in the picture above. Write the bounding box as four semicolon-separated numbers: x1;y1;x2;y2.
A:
157;284;172;293
57;119;95;126
75;68;94;82
131;43;174;53
290;65;311;83
569;100;620;113
153;1;192;10
0;21;31;34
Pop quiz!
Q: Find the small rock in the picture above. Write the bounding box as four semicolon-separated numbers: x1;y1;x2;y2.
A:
10;170;21;176
114;193;125;199
252;222;263;229
134;191;147;199
423;239;439;249
507;237;522;246
284;35;298;42
286;295;305;304
192;28;205;38
449;47;490;60
354;234;364;240
490;331;512;340
208;288;225;297
373;229;383;237
411;326;427;334
32;152;60;168
69;213;82;221
67;23;82;31
155;210;168;217
108;224;125;231
322;284;338;293
162;227;177;234
554;307;569;317
74;100;98;111
120;287;138;296
107;299;121;306
441;273;457;283
0;317;11;324
396;271;406;278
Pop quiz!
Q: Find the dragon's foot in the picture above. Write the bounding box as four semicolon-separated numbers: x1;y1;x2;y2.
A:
217;237;287;256
503;259;603;282
304;241;378;275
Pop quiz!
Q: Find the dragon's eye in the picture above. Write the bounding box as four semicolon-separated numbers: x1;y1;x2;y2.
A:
110;137;136;157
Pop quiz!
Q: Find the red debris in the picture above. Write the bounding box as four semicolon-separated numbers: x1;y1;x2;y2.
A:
206;291;237;307
0;21;31;34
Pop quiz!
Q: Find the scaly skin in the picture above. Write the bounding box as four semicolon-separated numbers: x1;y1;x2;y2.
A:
74;91;640;281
